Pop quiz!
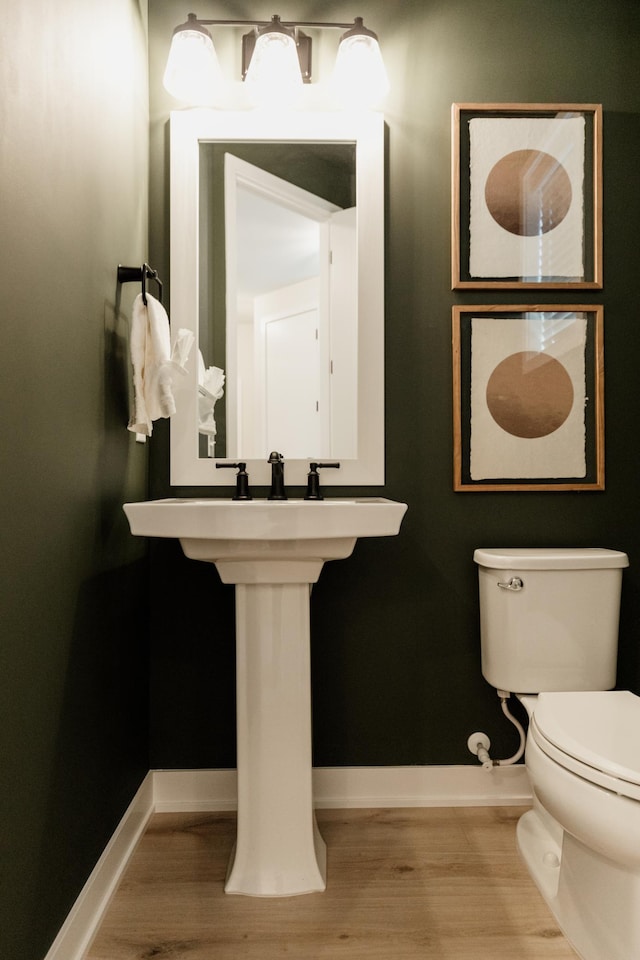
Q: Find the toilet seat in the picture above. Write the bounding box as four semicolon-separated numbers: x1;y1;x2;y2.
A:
531;690;640;802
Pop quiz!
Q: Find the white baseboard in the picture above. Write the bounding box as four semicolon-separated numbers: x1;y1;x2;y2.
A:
317;763;531;807
45;764;531;959
152;764;532;812
44;773;155;960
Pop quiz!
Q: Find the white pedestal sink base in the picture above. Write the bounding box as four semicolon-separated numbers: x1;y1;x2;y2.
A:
225;820;327;899
225;575;327;897
123;498;408;898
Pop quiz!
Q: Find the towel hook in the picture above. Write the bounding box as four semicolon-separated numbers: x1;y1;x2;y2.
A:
117;263;163;305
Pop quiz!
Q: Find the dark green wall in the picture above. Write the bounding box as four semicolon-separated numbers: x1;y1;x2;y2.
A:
147;1;640;768
0;2;150;958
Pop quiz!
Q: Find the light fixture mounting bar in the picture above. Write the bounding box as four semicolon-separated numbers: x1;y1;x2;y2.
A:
190;19;356;29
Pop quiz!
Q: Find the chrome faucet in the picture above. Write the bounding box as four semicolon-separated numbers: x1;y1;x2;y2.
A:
267;451;287;500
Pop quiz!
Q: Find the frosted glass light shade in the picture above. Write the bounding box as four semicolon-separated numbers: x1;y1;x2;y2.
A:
163;27;223;105
333;30;390;109
244;31;303;108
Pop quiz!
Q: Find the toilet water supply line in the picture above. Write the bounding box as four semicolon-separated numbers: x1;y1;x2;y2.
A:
467;691;526;770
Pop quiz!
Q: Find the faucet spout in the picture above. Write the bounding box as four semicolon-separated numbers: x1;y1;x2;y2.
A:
267;452;287;500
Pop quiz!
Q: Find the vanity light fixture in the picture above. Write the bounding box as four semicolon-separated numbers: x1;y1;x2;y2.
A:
163;12;389;108
331;17;389;108
243;16;304;108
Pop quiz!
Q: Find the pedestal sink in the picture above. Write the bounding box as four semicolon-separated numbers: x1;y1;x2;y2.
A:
123;497;407;897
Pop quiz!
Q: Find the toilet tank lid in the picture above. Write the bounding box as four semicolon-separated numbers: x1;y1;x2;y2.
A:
473;547;629;570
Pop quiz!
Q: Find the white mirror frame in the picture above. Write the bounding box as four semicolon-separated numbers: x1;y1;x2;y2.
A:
169;109;385;487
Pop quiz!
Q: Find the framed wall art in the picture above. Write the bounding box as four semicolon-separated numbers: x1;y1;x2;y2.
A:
452;103;603;289
452;305;604;491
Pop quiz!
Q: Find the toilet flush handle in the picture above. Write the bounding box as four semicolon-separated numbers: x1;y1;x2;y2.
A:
497;577;524;591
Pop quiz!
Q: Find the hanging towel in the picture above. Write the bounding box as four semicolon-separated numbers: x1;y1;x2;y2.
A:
197;351;225;437
128;293;194;437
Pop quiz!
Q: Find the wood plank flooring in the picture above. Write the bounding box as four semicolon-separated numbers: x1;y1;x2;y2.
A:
84;806;577;960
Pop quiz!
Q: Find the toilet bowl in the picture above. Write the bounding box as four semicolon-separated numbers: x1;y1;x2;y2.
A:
517;691;640;960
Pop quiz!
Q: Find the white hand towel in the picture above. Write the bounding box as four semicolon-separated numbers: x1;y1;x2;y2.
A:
128;293;192;437
197;351;225;436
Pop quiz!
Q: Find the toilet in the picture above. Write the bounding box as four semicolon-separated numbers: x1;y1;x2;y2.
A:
474;547;640;960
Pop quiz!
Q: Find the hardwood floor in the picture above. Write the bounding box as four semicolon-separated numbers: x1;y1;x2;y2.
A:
84;806;577;960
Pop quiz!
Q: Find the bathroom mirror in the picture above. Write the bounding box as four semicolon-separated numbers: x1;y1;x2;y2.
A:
169;109;384;487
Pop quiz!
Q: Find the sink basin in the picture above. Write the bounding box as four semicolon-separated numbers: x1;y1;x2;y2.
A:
124;497;407;572
123;495;407;897
124;496;406;540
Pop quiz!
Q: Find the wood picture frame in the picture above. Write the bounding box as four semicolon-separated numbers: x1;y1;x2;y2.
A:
452;305;604;491
452;103;603;289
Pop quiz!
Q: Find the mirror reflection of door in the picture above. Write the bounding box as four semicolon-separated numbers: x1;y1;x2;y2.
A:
223;154;356;460
260;286;323;457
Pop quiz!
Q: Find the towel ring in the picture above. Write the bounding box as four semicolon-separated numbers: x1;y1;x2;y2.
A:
117;263;163;305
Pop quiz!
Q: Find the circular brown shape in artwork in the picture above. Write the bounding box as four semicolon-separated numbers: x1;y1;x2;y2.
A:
486;351;574;439
485;149;572;236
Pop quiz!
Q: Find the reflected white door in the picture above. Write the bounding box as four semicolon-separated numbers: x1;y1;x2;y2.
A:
264;308;320;457
225;155;340;458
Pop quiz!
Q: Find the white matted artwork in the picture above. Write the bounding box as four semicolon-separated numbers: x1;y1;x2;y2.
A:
451;104;603;289
452;306;604;491
470;314;585;479
469;117;585;280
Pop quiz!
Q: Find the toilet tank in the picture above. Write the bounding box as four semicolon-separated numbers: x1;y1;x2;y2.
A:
474;548;629;694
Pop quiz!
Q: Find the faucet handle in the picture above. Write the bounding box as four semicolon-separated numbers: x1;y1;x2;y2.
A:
215;462;252;501
304;462;340;501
